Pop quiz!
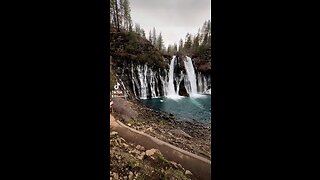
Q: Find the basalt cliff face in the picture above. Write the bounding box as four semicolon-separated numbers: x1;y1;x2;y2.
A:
110;32;211;100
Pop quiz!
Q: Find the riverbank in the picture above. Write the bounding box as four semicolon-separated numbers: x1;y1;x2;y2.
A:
110;129;195;180
112;97;211;160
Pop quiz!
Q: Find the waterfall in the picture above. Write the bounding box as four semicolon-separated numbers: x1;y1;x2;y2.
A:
149;70;157;98
167;56;177;96
155;69;160;97
176;71;184;95
183;56;198;96
119;55;210;99
198;72;203;93
160;69;168;96
203;75;208;93
137;64;148;99
131;63;138;98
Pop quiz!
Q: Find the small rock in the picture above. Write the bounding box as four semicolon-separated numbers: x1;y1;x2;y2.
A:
185;170;193;175
146;127;153;132
135;145;142;150
113;172;119;180
128;123;131;126
137;152;145;160
123;143;129;148
135;145;145;151
128;172;134;180
145;148;161;158
110;131;118;136
170;161;179;169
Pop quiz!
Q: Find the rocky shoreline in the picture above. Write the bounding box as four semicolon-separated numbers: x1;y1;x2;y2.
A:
110;131;196;180
112;97;211;160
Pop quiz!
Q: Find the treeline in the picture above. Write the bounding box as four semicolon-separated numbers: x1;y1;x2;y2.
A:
166;20;211;57
110;0;211;59
110;0;133;32
110;0;165;53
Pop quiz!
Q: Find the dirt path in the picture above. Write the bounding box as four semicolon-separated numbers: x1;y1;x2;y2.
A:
110;114;211;180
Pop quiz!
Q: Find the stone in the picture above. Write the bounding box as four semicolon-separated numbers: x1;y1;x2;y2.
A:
171;129;192;139
123;143;129;148
110;131;118;136
185;170;193;175
113;172;119;180
128;172;134;180
135;145;145;151
145;148;161;158
135;145;141;150
137;152;145;160
127;123;131;126
170;161;179;169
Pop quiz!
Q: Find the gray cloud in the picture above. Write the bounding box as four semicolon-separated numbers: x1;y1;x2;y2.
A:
130;0;211;47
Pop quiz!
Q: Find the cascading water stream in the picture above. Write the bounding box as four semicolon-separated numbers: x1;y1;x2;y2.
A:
183;56;198;96
167;56;177;96
122;56;210;99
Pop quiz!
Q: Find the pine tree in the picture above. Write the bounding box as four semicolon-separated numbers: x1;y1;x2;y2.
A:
173;43;178;53
156;32;164;51
141;29;146;39
152;27;157;46
122;0;132;31
167;45;172;55
178;38;184;52
192;33;200;53
135;23;141;35
184;33;192;52
148;30;152;42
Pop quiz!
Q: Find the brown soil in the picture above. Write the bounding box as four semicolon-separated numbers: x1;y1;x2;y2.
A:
112;97;211;160
110;127;196;180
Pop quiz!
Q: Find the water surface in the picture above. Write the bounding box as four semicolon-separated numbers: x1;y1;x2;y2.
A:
141;95;211;124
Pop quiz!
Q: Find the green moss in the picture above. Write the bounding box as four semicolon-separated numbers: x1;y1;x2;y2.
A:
155;154;170;168
127;160;136;168
164;167;189;180
110;70;117;91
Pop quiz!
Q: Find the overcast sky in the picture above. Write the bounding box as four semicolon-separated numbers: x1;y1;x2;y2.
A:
129;0;211;48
